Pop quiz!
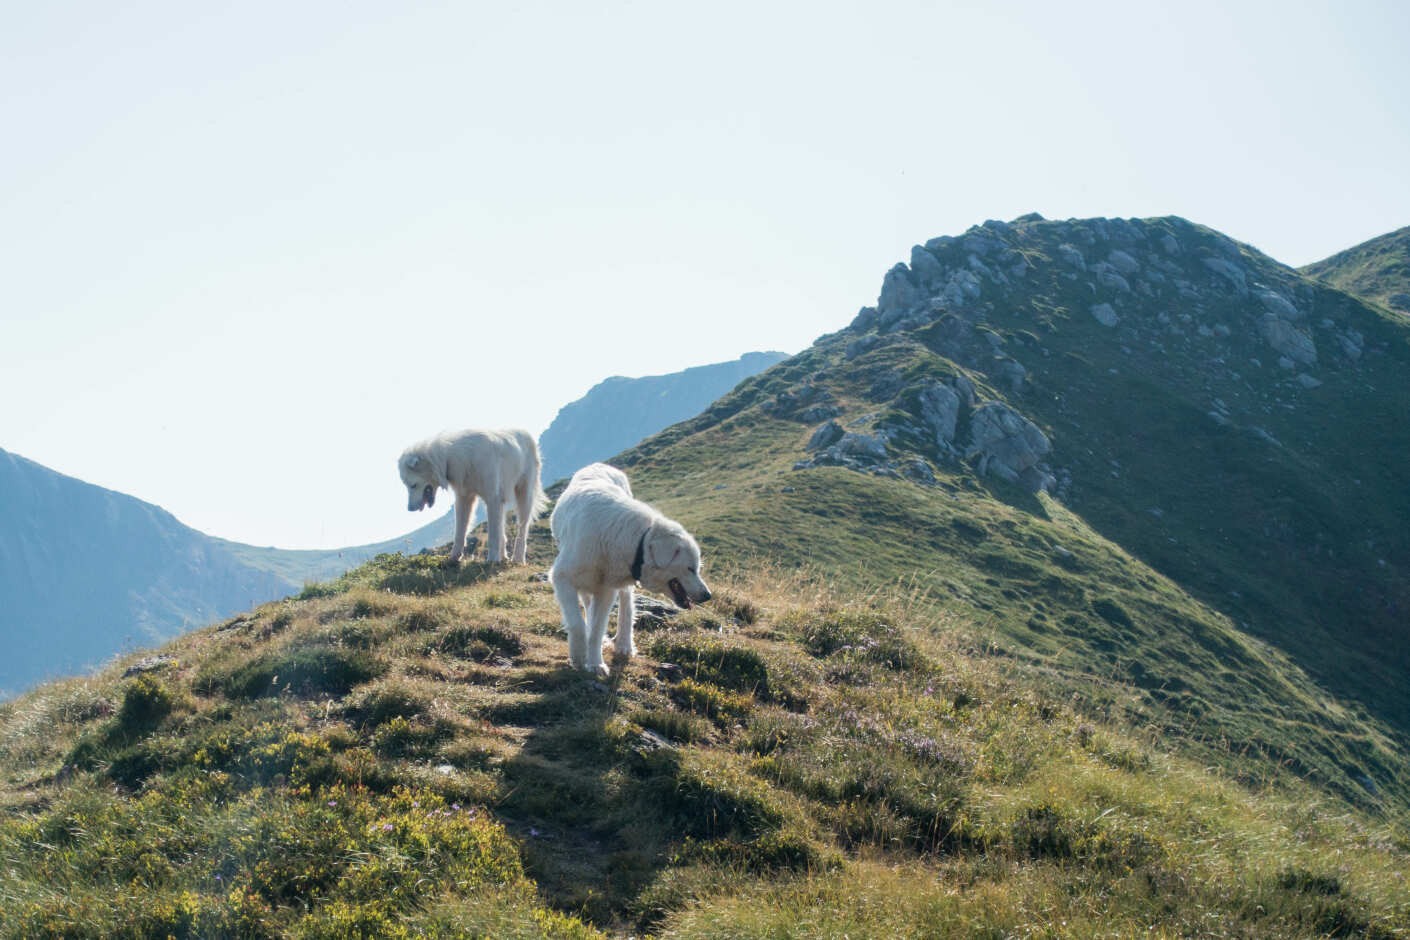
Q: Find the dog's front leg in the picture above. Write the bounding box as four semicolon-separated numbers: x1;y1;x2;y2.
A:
584;588;615;677
449;492;478;563
552;574;589;670
613;586;636;658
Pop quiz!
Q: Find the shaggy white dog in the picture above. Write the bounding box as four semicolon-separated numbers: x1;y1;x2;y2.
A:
549;463;712;676
398;428;546;564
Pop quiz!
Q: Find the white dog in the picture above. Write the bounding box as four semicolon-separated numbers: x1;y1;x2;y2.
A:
398;428;546;564
549;463;712;676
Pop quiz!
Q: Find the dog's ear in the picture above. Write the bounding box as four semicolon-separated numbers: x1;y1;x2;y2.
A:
406;455;423;471
647;529;682;569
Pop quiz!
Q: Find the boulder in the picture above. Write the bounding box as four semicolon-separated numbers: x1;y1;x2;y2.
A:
845;334;882;360
1057;243;1086;270
1202;256;1248;294
916;382;961;445
877;263;925;326
1092;263;1130;292
807;420;844;451
1389;292;1410;312
939;268;982;308
909;245;945;285
1160;233;1181;255
1259;314;1317;364
1090;303;1119;327
1255;288;1301;320
965;402;1051;486
837;432;888;460
1107;249;1140;275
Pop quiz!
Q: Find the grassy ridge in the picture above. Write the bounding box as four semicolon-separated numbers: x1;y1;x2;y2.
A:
617;347;1408;813
2;530;1407;937
1302;224;1410;313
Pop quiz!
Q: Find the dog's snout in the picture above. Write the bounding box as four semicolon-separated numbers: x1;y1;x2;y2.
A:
698;588;712;603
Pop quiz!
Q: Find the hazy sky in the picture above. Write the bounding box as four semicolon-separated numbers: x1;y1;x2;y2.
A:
3;1;1407;549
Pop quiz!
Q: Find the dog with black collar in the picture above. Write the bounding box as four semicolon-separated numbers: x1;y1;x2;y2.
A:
549;463;711;676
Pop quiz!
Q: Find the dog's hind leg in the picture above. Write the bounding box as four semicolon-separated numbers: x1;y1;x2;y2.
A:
450;492;479;562
484;495;507;563
511;479;533;564
613;586;636;658
552;573;589;670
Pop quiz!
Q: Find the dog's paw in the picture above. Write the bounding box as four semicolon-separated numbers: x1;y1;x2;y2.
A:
612;641;637;659
443;554;463;568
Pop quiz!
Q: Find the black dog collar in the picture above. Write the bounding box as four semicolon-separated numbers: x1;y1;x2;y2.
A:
630;530;646;582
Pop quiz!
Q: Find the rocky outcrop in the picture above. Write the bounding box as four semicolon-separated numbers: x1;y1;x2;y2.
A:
965;402;1053;491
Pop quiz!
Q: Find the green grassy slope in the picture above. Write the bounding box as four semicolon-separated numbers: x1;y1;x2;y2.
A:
1302;224;1410;314
2;537;1406;937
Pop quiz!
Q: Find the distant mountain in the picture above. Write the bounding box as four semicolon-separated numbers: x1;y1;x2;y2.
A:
1302;224;1410;313
0;449;295;696
538;351;788;486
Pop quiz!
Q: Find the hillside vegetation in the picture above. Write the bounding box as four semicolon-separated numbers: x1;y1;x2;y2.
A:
616;215;1410;814
1303;224;1410;314
2;534;1407;937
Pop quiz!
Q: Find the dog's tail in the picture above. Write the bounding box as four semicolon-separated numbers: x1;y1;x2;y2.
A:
525;436;550;521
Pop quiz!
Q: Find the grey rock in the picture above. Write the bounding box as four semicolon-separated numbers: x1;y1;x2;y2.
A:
1160;233;1181;255
1255;288;1300;320
1278;357;1296;370
939;268;982;308
1202;256;1248;294
967;254;995;280
963;232;1004;256
924;235;955;254
838;432;888;460
916;382;960;444
965;402;1051;486
1389;292;1410;312
123;655;178;677
952;375;976;406
1090;302;1119;327
845;334;882;360
1092;263;1131;292
910;245;945;285
1259;314;1317;364
877;263;924;325
850;306;879;331
868;370;906;401
799;403;843;423
1296;373;1323;389
1107;249;1140;275
1337;330;1364;360
1057;243;1086;270
807;420;845;451
902;457;936;483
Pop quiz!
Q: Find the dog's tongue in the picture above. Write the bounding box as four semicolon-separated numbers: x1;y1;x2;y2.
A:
669;578;693;609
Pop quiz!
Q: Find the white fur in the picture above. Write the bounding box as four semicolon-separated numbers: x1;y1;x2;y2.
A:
549;463;711;676
398;428;547;564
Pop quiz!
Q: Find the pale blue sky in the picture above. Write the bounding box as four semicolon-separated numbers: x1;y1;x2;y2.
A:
2;1;1407;548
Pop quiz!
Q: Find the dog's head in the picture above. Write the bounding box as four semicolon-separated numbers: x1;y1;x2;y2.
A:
398;451;439;512
639;519;711;610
